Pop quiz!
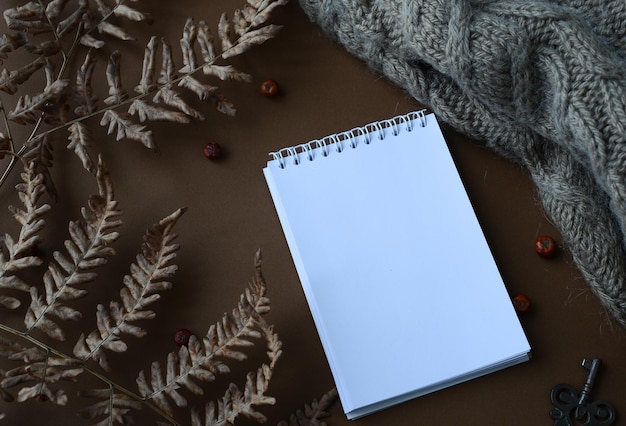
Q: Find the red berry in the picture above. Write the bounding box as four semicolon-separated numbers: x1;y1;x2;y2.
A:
535;235;557;258
174;328;192;346
203;142;222;160
512;294;531;313
260;79;279;97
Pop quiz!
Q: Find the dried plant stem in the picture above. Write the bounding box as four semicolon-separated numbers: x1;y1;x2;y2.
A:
0;322;182;425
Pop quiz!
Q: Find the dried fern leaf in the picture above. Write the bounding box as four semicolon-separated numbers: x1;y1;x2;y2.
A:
104;51;128;105
153;87;204;121
246;0;289;28
3;2;50;34
157;38;176;84
100;109;155;149
217;12;233;54
45;0;72;21
78;387;143;425
67;122;95;174
21;134;57;199
8;79;70;125
0;57;46;95
201;64;252;83
0;337;83;406
74;208;185;371
179;18;199;74
73;49;99;116
277;388;339;426
128;99;190;123
55;0;88;38
24;158;122;340
135;36;158;95
113;4;152;24
190;363;278;425
0;32;28;64
23;39;61;57
80;33;105;49
3;358;83;405
197;21;216;63
137;250;275;417
221;24;282;60
97;21;134;41
178;76;220;101
0;163;50;304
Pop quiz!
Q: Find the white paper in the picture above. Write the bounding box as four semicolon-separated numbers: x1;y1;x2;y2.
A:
263;112;530;419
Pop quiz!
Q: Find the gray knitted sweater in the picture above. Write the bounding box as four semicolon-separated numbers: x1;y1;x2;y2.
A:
298;0;626;327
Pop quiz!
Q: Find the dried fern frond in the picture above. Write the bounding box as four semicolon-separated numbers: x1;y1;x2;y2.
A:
21;134;57;199
78;387;143;426
278;388;339;426
0;336;83;405
0;57;46;95
190;312;283;425
67;121;95;174
136;250;278;417
0;32;27;64
25;157;122;340
73;207;186;371
8;78;70;125
73;49;99;117
0;162;50;309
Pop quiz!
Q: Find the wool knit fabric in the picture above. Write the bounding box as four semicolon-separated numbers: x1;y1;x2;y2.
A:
298;0;626;327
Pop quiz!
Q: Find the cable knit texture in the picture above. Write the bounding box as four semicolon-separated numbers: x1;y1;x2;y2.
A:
298;0;626;327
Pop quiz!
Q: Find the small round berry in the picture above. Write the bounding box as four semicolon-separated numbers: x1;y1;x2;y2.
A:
260;79;279;97
512;294;531;313
203;142;222;160
535;235;557;258
174;328;192;346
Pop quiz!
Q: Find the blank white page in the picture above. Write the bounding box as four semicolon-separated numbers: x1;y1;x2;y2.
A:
263;112;530;419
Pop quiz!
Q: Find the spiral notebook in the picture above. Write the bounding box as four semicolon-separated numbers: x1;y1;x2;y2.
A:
263;111;531;419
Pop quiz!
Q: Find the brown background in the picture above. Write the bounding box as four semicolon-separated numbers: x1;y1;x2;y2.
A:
0;1;625;425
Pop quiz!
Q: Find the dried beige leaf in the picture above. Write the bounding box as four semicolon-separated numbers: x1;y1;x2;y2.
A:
157;38;176;84
179;18;198;74
55;0;87;38
24;159;122;340
104;51;128;105
0;57;46;95
221;24;282;60
21;134;57;199
74;208;185;371
135;36;158;95
113;4;152;24
100;109;155;149
73;50;99;116
197;20;216;63
79;33;105;49
97;21;134;41
0;32;28;64
8;79;70;124
67;122;95;174
137;250;279;419
129;99;191;123
23;40;61;57
78;388;142;424
217;12;233;53
277;388;339;426
45;0;71;20
201;64;252;82
0;163;49;301
153;87;204;120
249;0;289;28
3;2;49;33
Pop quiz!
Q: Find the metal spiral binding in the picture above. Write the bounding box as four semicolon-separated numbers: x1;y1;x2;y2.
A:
270;109;427;169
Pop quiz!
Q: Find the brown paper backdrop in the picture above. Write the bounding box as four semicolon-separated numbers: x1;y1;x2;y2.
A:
0;1;625;425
